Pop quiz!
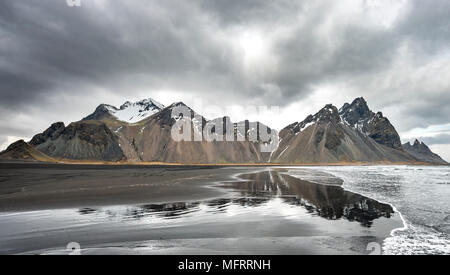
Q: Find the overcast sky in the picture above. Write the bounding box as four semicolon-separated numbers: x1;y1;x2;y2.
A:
1;0;450;160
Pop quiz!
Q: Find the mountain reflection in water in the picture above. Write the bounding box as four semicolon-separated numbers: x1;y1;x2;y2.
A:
78;170;395;228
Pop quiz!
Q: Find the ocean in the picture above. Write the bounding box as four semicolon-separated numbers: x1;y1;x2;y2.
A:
287;166;450;255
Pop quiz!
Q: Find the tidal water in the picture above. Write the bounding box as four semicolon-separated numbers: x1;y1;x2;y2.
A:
287;166;450;255
0;169;401;255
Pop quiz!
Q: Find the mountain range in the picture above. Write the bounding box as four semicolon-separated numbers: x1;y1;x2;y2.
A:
1;97;447;165
403;139;448;165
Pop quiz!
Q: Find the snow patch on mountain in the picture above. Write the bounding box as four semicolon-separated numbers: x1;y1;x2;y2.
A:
106;99;164;123
288;104;340;136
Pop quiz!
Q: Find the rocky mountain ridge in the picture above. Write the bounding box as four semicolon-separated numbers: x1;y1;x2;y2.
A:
403;139;448;165
271;102;415;164
0;140;55;162
1;97;447;165
339;97;403;150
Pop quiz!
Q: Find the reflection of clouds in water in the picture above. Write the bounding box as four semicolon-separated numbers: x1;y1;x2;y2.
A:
264;198;309;220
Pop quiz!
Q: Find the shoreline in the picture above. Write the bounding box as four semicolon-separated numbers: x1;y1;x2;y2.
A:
1;159;445;167
282;167;409;254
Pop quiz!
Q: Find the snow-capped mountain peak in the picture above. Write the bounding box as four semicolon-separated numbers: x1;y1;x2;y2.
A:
105;98;165;123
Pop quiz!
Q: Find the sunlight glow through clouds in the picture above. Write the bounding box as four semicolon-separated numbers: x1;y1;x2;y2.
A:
238;30;266;65
234;28;277;76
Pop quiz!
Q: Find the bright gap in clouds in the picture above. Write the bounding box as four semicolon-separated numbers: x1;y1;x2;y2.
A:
237;30;267;67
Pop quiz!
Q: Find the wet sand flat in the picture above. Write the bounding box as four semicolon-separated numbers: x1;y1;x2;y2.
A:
0;163;255;211
0;163;403;255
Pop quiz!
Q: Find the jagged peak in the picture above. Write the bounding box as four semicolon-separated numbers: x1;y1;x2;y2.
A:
166;101;189;109
342;97;369;111
50;121;65;128
339;97;371;118
5;140;28;152
152;101;200;126
29;122;66;146
0;139;54;162
96;103;120;112
137;98;162;105
324;103;334;110
405;139;431;150
315;104;340;121
352;97;368;106
339;97;375;134
97;103;112;109
119;101;132;109
118;98;164;110
287;104;340;134
161;102;196;117
403;139;447;164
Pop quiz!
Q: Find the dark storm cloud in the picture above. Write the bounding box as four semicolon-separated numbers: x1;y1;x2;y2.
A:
1;0;450;145
0;0;245;109
197;0;304;25
260;0;450;124
396;0;450;54
262;14;400;104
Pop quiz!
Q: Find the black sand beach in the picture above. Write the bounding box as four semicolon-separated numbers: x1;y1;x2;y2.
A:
0;163;249;211
0;163;403;255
